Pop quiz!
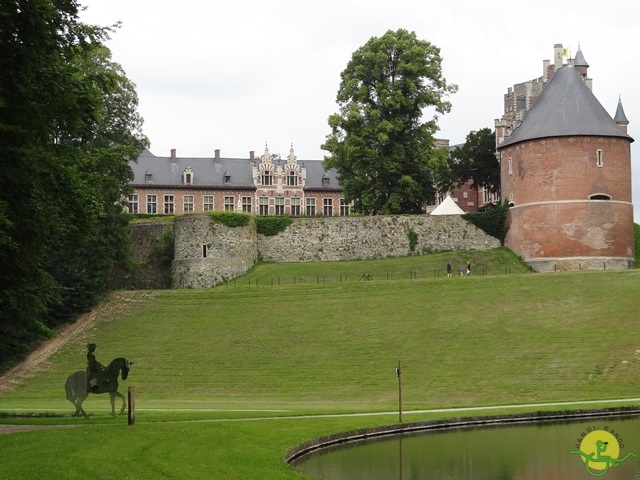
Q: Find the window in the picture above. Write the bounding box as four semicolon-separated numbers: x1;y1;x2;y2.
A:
163;195;174;214
596;149;603;168
242;196;252;213
203;195;214;211
146;194;157;214
306;197;316;216
183;195;194;213
290;197;301;216
275;197;285;215
183;166;194;185
224;172;231;184
145;170;153;183
128;194;139;214
323;198;333;216
287;171;298;186
340;198;350;216
259;196;269;215
508;157;513;175
224;196;234;211
589;194;611;200
463;191;468;199
322;174;330;187
262;171;272;186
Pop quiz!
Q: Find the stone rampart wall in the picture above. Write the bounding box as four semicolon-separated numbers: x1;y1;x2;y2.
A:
258;215;500;263
172;215;257;288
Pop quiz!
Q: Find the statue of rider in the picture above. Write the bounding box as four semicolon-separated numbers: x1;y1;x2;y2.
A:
87;343;105;391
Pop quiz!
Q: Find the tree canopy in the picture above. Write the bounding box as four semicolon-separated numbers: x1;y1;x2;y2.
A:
0;0;148;368
449;128;500;195
322;29;457;214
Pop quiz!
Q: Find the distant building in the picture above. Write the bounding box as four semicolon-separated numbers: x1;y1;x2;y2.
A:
427;139;499;214
128;145;348;216
497;45;634;271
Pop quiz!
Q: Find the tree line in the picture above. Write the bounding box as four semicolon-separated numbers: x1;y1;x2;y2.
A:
0;1;148;369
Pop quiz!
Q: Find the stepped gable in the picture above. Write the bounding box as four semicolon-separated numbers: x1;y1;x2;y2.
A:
500;66;633;148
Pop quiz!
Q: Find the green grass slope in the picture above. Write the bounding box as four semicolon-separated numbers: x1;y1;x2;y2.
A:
1;250;639;479
1;259;638;413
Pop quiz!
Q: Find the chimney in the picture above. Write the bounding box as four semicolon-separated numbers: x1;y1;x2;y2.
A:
170;148;176;163
249;150;255;161
215;149;221;165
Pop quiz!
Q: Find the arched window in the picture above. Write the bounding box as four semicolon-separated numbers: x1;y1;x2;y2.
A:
589;194;611;201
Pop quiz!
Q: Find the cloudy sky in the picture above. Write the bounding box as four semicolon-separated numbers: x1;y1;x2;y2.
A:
80;0;640;219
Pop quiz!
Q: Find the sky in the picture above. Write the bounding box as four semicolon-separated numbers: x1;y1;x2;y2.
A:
79;0;640;220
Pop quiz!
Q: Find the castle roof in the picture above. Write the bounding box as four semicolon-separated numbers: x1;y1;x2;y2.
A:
573;46;589;67
613;97;629;125
499;66;633;148
130;149;340;190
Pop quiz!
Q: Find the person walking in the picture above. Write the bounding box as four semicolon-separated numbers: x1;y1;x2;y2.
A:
446;261;452;277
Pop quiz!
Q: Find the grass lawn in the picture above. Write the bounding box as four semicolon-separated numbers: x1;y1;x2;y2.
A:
1;249;639;479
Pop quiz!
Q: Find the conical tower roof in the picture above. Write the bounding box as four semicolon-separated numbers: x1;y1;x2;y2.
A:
613;97;629;125
574;46;589;67
499;66;633;148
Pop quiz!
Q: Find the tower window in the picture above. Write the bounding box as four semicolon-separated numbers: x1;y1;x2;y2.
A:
508;158;513;175
596;149;603;168
589;194;611;201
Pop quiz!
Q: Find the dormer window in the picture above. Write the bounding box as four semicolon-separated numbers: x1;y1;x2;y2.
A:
145;170;153;183
224;171;231;185
183;166;194;185
322;174;330;187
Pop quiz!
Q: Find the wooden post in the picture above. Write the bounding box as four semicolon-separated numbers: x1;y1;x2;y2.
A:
396;361;402;423
128;386;136;425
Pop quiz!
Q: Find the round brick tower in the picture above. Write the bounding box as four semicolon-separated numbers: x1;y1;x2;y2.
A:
498;65;634;272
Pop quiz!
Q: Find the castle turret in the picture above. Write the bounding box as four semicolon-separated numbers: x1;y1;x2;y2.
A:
614;96;630;134
499;66;634;271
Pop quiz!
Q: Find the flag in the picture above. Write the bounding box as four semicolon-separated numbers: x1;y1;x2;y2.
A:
562;47;570;58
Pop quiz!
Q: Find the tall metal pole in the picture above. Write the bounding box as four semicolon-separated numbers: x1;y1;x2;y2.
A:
396;360;402;423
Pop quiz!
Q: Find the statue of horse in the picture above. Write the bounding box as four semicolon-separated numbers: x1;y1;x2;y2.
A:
65;357;132;418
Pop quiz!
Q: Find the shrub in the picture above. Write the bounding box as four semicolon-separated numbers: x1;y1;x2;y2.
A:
256;216;293;236
462;200;509;245
207;212;251;228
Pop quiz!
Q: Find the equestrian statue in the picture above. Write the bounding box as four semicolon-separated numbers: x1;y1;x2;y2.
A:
65;343;133;417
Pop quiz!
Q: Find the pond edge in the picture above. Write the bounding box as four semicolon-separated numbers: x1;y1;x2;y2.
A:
286;406;640;464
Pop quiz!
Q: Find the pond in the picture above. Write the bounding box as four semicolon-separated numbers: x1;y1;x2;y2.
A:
293;416;640;479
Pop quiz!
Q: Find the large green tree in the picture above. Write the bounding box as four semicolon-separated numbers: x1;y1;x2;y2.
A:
0;0;148;367
450;128;500;195
322;29;457;214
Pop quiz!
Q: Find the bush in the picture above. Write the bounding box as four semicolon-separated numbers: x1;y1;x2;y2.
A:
256;216;293;236
462;201;509;245
207;212;251;228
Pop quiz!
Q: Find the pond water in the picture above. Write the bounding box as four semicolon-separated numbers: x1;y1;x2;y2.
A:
293;416;640;479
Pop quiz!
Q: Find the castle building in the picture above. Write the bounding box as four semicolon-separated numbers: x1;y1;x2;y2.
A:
128;145;348;216
497;49;634;271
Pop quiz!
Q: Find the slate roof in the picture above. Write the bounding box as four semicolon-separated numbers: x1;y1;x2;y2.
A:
574;46;589;67
614;97;629;125
130;150;340;190
499;66;633;148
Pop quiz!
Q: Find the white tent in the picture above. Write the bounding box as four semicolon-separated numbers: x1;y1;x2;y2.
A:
430;195;465;215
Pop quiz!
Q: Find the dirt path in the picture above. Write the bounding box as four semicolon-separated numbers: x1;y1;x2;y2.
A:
0;291;148;396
